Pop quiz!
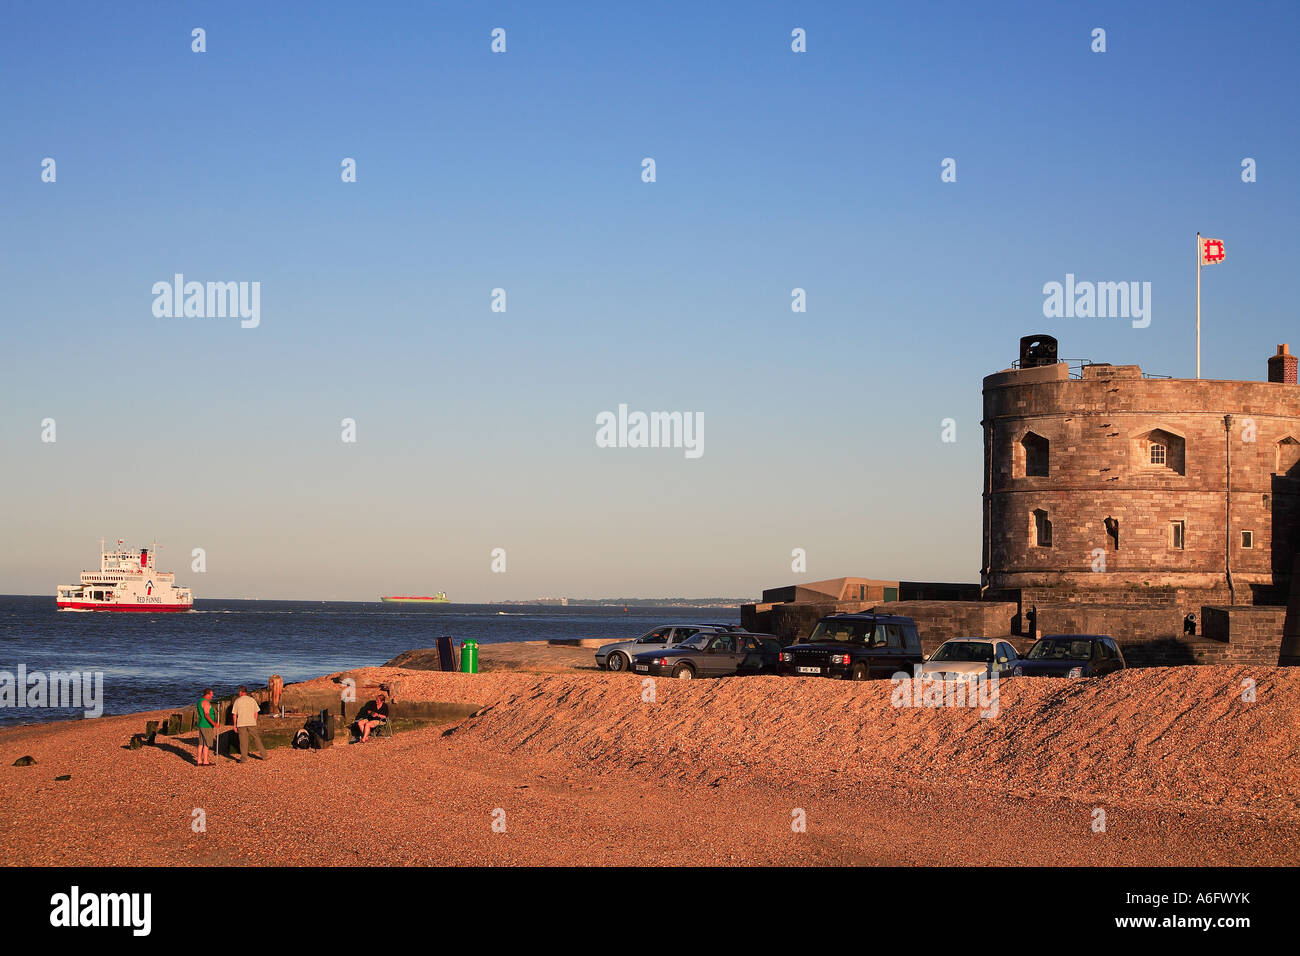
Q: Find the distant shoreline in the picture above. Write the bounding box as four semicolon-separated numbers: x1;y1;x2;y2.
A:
497;599;754;608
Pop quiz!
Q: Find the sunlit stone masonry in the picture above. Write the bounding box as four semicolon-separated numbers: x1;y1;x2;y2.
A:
982;335;1300;664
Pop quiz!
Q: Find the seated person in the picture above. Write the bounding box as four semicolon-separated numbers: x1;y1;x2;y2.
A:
353;692;389;742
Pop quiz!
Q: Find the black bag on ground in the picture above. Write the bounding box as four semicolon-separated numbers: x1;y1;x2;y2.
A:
292;728;312;750
305;707;334;748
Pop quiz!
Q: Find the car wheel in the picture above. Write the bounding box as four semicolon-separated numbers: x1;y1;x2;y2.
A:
607;652;628;672
673;662;695;680
850;662;870;682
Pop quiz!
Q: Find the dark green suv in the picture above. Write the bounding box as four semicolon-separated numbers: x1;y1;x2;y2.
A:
777;612;923;680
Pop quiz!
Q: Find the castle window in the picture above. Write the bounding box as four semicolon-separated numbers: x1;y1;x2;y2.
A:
1275;436;1300;477
1241;531;1253;549
1170;521;1185;550
1019;431;1049;477
1134;428;1186;476
1032;509;1053;548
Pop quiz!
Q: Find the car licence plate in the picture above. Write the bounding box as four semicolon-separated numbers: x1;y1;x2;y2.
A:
634;665;649;672
797;666;822;674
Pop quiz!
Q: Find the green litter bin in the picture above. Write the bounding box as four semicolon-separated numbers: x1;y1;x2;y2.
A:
460;640;479;673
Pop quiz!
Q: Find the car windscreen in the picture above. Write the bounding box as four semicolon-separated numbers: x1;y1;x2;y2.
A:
677;633;710;649
929;642;993;662
1027;638;1094;660
806;620;875;644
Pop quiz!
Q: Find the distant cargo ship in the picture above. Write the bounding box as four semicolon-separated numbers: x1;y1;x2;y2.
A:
57;540;194;612
380;593;448;604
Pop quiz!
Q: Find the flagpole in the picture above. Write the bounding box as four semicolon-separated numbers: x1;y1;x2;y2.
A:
1196;232;1201;379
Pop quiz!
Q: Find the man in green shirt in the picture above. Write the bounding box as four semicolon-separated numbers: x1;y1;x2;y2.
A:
196;688;218;766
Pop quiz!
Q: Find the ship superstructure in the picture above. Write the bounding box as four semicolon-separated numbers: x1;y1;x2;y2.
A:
56;540;194;611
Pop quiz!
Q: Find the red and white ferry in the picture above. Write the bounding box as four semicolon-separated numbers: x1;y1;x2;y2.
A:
56;540;194;612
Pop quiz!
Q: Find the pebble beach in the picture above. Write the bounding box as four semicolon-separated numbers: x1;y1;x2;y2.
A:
2;645;1297;866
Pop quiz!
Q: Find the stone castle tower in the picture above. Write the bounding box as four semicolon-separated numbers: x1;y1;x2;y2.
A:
982;336;1300;621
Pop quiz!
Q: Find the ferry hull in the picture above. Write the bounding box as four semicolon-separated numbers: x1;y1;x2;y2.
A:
380;596;449;604
58;601;193;612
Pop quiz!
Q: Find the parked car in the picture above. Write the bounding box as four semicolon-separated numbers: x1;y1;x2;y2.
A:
631;631;781;679
921;637;1020;681
596;624;737;672
778;612;923;680
1012;634;1126;678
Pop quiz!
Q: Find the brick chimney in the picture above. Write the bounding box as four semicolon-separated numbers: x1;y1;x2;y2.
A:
1268;344;1297;384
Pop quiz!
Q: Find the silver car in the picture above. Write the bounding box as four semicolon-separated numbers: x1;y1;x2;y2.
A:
920;637;1020;681
595;624;737;672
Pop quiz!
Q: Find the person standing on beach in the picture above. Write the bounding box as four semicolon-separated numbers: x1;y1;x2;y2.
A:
196;688;218;766
231;686;268;762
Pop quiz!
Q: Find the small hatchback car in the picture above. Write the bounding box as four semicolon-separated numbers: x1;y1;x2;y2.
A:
778;612;923;680
921;637;1020;681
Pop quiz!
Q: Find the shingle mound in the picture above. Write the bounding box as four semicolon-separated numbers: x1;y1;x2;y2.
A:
447;666;1300;816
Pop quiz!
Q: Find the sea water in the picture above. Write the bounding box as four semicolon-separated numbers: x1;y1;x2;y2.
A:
0;597;738;723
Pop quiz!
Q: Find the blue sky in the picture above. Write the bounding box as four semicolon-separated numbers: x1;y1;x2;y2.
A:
2;1;1297;600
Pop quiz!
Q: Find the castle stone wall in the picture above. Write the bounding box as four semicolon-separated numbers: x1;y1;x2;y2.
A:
983;363;1300;602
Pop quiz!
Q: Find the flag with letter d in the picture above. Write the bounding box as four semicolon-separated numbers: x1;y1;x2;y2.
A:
1200;237;1226;266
